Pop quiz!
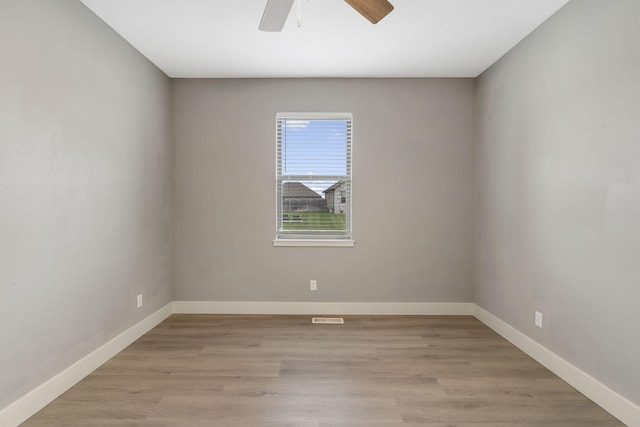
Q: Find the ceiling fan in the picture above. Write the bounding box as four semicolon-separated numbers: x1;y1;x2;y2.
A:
259;0;394;32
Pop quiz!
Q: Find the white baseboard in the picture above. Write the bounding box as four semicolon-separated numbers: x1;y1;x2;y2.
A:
172;300;474;315
473;304;640;427
0;303;173;427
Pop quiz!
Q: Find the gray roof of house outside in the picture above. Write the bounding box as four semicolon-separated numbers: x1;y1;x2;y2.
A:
283;182;322;199
323;181;344;194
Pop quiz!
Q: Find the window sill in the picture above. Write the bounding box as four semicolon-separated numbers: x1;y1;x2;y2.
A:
273;239;355;247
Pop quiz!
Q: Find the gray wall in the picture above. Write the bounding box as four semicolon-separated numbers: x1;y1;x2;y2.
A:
0;0;172;409
475;0;640;404
172;79;475;302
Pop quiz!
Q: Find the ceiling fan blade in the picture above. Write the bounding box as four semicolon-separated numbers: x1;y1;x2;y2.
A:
259;0;294;32
344;0;394;24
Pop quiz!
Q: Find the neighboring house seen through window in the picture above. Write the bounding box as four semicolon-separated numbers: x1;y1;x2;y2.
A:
275;113;352;243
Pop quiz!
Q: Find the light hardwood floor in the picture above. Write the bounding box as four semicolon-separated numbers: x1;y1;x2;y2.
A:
23;315;623;426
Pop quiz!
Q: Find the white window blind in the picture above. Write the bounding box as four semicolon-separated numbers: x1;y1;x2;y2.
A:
276;113;352;240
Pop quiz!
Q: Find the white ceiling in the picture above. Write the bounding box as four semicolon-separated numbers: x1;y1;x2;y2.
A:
79;0;570;78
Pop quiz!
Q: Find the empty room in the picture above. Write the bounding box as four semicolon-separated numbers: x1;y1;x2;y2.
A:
1;0;639;425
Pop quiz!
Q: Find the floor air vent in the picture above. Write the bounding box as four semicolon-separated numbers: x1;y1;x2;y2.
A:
312;317;344;324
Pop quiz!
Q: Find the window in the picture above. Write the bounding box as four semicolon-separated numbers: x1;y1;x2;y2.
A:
274;113;353;246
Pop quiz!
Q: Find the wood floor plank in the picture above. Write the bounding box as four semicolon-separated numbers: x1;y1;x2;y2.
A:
397;395;623;425
221;376;446;399
148;394;402;424
22;315;624;426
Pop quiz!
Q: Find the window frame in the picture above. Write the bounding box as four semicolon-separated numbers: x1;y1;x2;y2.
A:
273;112;354;247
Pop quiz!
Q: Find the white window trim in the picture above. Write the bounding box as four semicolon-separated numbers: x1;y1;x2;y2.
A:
274;112;354;247
272;239;355;247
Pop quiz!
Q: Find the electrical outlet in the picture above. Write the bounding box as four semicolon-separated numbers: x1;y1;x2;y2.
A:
535;311;543;328
137;294;143;308
310;280;317;291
